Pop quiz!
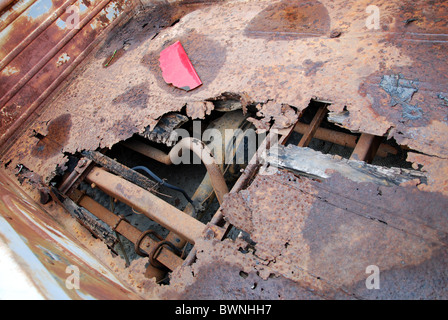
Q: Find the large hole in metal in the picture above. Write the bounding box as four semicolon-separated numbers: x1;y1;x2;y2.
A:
53;108;262;285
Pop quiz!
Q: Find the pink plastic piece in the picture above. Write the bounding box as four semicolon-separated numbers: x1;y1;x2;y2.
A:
159;41;202;91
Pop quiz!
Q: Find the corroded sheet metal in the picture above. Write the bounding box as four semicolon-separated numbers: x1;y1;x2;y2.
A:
0;0;133;152
159;238;337;300
3;0;447;185
0;169;141;299
407;152;448;196
221;170;448;299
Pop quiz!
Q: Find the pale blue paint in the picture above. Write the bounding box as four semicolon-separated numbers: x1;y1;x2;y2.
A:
79;3;88;14
56;18;66;29
27;0;53;19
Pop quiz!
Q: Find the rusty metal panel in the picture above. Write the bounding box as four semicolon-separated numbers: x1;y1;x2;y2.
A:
221;170;448;299
0;0;68;59
0;0;134;152
0;168;141;299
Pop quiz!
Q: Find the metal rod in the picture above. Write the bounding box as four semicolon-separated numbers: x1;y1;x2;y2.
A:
73;191;183;274
294;122;397;158
350;133;382;163
85;167;206;245
298;105;328;147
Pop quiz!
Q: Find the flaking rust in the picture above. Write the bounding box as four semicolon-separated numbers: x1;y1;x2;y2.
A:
1;0;448;300
4;0;448;183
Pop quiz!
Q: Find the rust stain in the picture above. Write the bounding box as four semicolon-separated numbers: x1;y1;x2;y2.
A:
110;114;139;141
31;113;72;159
112;83;149;109
352;0;448;155
244;0;331;40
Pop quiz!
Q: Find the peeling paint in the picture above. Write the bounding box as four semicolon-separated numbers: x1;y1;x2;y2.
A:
27;0;53;19
56;53;70;67
1;65;19;76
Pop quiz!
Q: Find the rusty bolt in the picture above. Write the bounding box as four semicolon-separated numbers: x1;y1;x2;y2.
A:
77;159;87;168
91;183;96;189
204;228;215;240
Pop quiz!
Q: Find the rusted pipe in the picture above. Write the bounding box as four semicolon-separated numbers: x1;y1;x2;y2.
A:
183;131;278;266
123;140;172;165
85;167;206;244
72;191;183;275
294;122;398;158
350;133;382;164
122;137;229;205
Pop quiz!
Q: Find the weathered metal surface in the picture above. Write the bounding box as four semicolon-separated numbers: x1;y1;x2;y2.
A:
407;152;448;197
159;237;354;300
0;0;39;33
186;101;214;120
0;0;133;153
139;113;189;146
221;169;448;299
0;0;447;300
247;101;299;134
60;194;118;247
0;0;78;72
3;0;447;185
0;168;141;299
